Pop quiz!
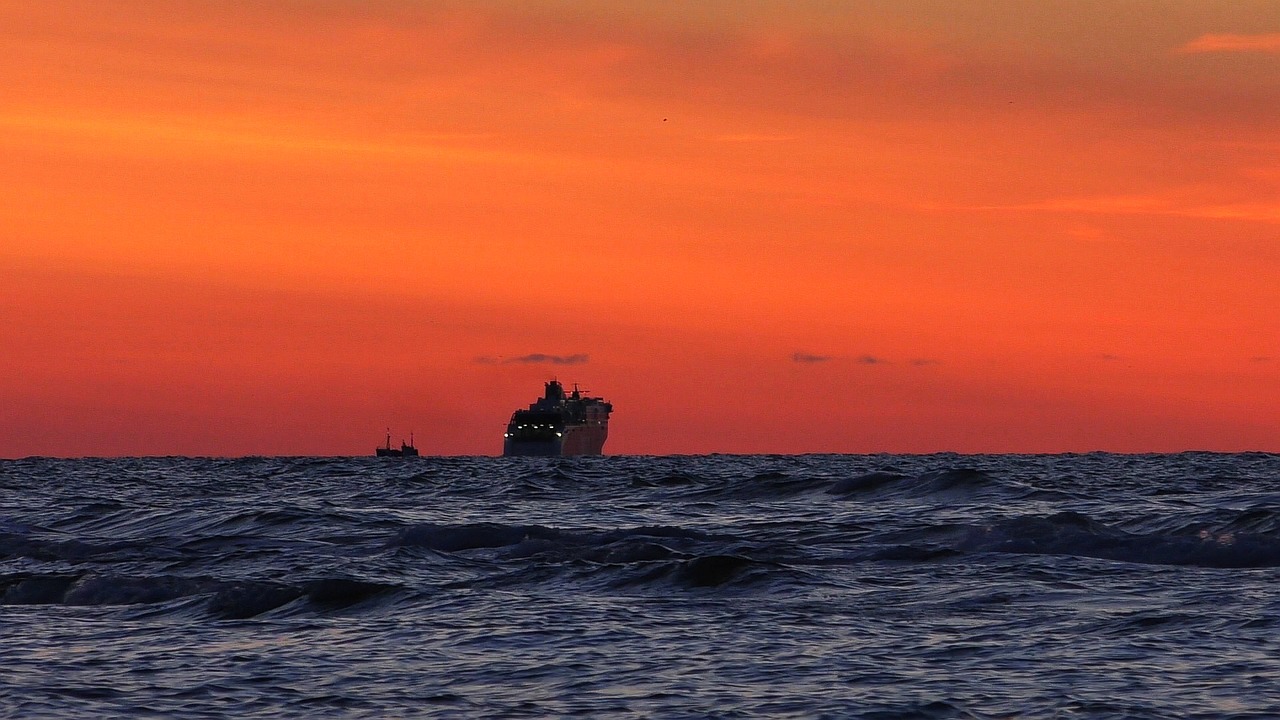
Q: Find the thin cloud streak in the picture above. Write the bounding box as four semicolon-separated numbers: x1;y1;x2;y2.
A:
793;354;940;367
1177;33;1280;54
511;353;589;365
930;194;1280;225
716;133;798;143
474;354;589;365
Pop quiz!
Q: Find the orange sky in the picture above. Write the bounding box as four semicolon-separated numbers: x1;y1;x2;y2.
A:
2;1;1277;456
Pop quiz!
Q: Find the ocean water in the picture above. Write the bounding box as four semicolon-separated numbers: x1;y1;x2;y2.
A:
1;453;1279;719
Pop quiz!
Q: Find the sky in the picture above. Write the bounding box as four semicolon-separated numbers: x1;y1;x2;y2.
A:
1;0;1277;456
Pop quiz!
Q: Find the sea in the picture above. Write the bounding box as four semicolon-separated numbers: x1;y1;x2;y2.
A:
1;453;1278;719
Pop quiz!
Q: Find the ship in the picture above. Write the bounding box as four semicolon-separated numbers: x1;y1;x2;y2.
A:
503;380;612;457
375;430;419;457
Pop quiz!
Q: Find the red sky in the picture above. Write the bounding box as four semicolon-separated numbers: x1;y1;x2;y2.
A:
2;1;1277;456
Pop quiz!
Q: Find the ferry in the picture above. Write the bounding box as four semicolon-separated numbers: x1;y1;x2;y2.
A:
503;380;611;456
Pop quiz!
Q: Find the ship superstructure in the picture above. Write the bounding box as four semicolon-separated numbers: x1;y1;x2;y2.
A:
503;380;612;457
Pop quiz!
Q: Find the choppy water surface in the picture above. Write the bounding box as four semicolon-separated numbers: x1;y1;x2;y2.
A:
2;453;1279;718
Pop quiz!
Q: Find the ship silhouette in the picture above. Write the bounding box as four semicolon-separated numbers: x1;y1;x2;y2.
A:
503;380;611;457
375;430;418;457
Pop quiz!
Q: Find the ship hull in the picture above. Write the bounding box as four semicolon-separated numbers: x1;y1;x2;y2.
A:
504;424;607;457
375;447;419;457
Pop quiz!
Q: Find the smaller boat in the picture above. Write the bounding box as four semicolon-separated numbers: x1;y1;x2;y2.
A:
375;430;419;457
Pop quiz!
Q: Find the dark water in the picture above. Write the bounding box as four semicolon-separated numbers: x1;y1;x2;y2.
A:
2;454;1279;718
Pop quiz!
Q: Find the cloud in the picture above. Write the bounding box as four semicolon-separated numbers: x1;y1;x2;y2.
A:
716;133;798;143
934;193;1171;215
474;353;589;365
932;194;1280;225
1179;203;1280;224
510;353;589;365
793;353;911;365
1177;33;1280;55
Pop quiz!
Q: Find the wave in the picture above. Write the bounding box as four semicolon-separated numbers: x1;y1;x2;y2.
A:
827;471;910;495
386;520;806;592
827;468;1035;501
6;455;1280;719
580;552;799;592
630;471;702;488
644;553;788;589
0;532;147;563
958;511;1280;568
389;521;718;558
1181;505;1280;536
0;571;401;618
